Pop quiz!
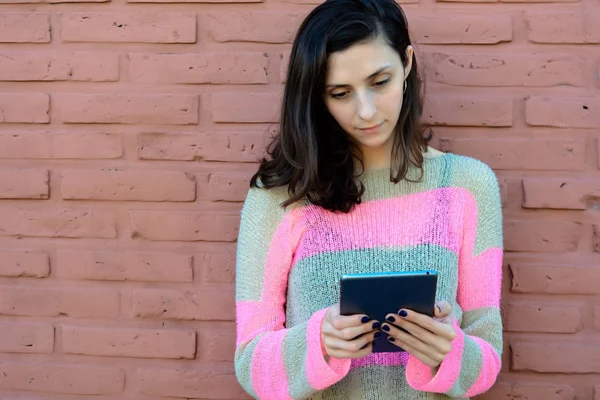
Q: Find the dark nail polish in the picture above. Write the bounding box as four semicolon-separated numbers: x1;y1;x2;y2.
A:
388;337;396;342
382;325;390;332
386;316;395;323
374;332;381;338
361;316;370;323
398;310;408;317
372;322;380;330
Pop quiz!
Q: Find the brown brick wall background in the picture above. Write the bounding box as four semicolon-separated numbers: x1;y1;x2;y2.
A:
0;0;599;398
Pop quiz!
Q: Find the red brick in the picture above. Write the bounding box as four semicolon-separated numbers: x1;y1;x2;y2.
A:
128;52;267;84
280;52;290;83
594;306;600;331
62;325;196;359
595;386;600;400
408;14;512;44
0;323;54;353
0;287;120;318
594;225;600;253
133;287;234;320
137;131;267;163
439;137;585;170
0;14;50;43
5;0;110;2
0;53;118;82
130;211;239;242
0;131;122;159
0;363;124;394
526;96;600;128
137;365;247;398
61;169;196;201
56;250;193;282
54;94;199;125
61;13;196;43
423;52;583;87
0;208;116;239
208;12;305;43
525;12;600;43
0;250;49;278
212;92;280;123
200;329;235;362
423;96;512;127
511;341;600;373
504;220;583;252
481;381;576;400
509;256;600;295
0;94;49;123
201;252;236;283
523;178;600;209
197;171;252;202
0;169;48;199
130;0;260;2
504;302;583;333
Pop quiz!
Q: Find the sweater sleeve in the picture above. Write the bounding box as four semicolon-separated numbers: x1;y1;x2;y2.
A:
406;160;504;397
234;187;351;400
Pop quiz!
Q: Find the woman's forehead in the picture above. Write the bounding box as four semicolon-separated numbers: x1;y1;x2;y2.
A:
325;40;402;84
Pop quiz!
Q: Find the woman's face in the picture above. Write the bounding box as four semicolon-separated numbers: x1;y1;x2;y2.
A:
324;38;413;159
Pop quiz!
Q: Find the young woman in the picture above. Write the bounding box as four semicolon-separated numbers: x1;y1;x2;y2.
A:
234;0;503;398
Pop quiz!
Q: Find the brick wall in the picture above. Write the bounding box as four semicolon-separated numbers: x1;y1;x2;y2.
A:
0;0;598;397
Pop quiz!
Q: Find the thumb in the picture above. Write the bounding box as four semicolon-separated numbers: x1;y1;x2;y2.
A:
434;300;452;321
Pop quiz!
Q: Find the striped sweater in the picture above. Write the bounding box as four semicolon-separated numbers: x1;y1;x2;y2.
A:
234;152;504;400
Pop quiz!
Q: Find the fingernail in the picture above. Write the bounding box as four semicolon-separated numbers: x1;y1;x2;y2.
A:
361;316;370;323
398;310;408;317
374;332;381;338
372;322;380;329
388;337;395;342
382;325;390;332
436;305;442;314
386;316;395;323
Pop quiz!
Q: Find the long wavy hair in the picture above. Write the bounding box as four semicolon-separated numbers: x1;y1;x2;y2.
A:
250;0;431;213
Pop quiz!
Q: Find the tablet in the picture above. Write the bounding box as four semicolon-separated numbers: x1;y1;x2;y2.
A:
339;270;438;353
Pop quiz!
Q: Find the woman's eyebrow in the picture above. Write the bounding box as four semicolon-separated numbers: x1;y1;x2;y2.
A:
326;64;393;89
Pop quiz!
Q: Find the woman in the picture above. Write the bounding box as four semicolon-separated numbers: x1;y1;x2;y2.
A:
234;0;503;398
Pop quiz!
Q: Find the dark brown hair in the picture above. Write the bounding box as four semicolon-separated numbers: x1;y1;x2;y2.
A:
250;0;431;213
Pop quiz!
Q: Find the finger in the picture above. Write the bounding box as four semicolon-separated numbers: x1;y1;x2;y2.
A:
397;309;456;340
325;330;380;353
382;322;444;363
434;300;452;320
330;312;374;331
387;314;452;355
335;320;381;341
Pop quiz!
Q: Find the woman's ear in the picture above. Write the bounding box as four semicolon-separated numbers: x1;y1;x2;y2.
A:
404;45;414;78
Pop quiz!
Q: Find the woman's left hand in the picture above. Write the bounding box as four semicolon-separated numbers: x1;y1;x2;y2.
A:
380;300;457;368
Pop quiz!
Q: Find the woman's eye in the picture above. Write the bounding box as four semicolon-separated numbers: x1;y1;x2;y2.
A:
331;92;347;99
374;79;389;87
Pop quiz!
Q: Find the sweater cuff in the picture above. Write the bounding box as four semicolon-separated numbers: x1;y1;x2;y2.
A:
406;318;465;393
305;308;351;390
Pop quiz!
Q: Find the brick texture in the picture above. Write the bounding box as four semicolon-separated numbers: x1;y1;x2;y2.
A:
0;0;598;397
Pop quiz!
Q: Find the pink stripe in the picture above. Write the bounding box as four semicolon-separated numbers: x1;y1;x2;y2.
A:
305;309;351;389
350;352;409;370
292;188;469;264
464;336;502;397
457;247;503;311
251;330;293;400
406;319;465;393
260;212;300;303
236;301;285;347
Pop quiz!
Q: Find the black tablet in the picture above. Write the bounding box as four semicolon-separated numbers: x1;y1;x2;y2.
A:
339;270;438;353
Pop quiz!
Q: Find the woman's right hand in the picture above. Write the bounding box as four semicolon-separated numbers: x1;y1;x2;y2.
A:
320;303;381;359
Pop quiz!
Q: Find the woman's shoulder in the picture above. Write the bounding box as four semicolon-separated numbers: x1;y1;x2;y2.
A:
242;180;302;217
443;152;500;198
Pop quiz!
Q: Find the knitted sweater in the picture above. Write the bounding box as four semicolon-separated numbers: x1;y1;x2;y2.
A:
234;152;504;400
